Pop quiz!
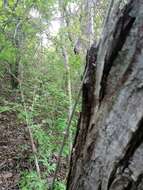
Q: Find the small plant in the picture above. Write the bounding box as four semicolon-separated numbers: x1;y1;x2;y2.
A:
19;171;47;190
54;181;66;190
0;105;11;113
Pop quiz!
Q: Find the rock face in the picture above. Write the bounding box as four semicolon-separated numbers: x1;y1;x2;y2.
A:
67;0;143;189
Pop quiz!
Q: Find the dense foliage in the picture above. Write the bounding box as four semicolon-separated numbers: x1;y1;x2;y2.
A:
0;0;107;189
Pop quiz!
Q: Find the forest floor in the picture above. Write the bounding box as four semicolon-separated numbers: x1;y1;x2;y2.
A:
0;104;67;189
0;110;32;189
0;79;67;189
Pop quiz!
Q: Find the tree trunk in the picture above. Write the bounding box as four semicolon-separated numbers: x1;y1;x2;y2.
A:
10;41;20;89
10;56;20;89
74;0;96;55
3;0;8;9
67;0;143;190
11;19;22;89
62;46;73;158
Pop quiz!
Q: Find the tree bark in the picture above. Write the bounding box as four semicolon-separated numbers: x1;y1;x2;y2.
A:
10;19;22;89
67;0;143;190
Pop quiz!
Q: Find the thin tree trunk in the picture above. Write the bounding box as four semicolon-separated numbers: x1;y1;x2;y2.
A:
74;0;96;54
59;0;73;160
3;0;8;9
67;0;143;189
11;19;22;89
58;0;73;111
62;47;73;154
10;56;20;89
62;47;72;118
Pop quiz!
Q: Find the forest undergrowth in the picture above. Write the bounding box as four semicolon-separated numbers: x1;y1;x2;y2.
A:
0;0;106;189
0;73;78;190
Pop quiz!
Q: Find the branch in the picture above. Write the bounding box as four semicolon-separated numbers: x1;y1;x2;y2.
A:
13;19;21;41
